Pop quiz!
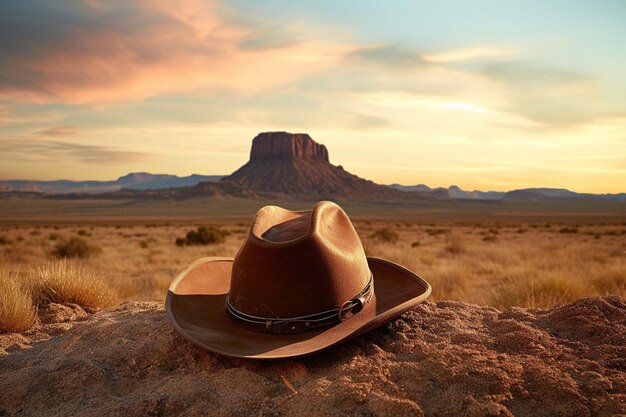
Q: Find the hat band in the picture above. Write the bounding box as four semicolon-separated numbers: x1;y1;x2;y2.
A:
225;272;374;335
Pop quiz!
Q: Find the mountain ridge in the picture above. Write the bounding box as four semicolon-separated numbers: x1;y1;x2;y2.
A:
2;131;624;202
390;183;626;202
0;173;224;194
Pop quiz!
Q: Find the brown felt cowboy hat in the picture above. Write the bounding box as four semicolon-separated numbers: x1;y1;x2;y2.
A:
165;201;431;359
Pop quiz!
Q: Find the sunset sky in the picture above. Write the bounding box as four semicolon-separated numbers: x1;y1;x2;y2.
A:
1;1;625;193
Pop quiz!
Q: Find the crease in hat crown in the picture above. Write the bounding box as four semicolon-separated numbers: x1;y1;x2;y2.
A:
228;201;373;324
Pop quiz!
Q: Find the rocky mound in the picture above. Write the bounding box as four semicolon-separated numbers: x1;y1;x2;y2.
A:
1;296;624;416
221;132;405;198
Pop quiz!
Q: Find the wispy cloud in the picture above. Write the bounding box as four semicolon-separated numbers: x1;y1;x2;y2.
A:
0;139;148;164
343;42;622;130
34;125;80;137
478;61;615;128
349;44;429;68
481;62;588;85
0;0;347;104
424;46;517;63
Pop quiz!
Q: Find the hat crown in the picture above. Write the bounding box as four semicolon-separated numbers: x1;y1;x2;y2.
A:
229;201;370;318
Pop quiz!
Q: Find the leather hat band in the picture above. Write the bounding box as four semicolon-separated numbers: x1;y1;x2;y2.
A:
225;273;374;334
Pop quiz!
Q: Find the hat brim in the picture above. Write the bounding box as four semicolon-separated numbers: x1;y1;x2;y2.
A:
165;256;431;360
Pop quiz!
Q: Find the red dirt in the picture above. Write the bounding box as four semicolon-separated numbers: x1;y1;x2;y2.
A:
1;296;624;416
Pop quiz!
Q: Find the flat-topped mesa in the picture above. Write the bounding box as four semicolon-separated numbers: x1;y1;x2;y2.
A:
222;131;406;197
250;132;329;162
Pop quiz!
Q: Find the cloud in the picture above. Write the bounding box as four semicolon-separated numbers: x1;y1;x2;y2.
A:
0;0;348;104
343;43;625;130
481;62;588;86
349;44;429;68
35;125;80;137
348;113;391;130
478;61;610;128
423;46;517;63
0;106;60;125
0;138;148;164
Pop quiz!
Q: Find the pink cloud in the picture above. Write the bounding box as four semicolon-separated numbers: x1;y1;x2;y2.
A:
0;0;348;104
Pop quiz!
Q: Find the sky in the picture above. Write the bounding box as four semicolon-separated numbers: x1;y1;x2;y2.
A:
1;0;625;193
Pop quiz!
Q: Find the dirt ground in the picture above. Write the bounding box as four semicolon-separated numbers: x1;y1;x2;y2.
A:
1;296;624;416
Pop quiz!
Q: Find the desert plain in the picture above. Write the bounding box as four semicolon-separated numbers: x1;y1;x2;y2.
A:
1;199;625;312
1;196;625;416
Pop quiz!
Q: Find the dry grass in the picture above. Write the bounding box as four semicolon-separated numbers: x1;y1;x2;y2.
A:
51;237;102;258
0;270;36;333
371;227;399;243
0;220;624;318
28;261;119;308
0;261;119;333
357;221;626;309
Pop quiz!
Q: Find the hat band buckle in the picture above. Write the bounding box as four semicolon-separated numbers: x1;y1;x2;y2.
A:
225;272;374;335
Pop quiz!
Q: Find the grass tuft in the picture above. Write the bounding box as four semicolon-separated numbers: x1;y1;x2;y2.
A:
52;237;102;258
29;261;119;308
0;270;37;333
444;234;465;255
490;274;588;309
370;227;399;243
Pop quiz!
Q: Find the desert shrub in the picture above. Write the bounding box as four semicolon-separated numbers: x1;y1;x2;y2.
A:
29;261;119;308
0;235;10;245
604;229;625;236
29;230;41;236
444;234;465;255
77;229;88;236
370;227;399;243
48;233;61;241
52;237;102;258
517;228;526;234
411;241;421;248
425;228;448;236
0;270;37;333
487;228;499;235
482;235;499;243
139;238;156;249
176;226;229;246
560;227;579;234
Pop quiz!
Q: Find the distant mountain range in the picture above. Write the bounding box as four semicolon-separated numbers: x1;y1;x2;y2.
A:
1;132;625;203
0;173;223;194
389;184;626;202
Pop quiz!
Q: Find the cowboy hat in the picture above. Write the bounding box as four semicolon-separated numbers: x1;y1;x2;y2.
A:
165;201;431;359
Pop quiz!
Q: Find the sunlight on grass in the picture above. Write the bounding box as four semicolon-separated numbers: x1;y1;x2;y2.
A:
0;221;624;319
29;261;119;308
0;261;120;333
0;270;37;333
